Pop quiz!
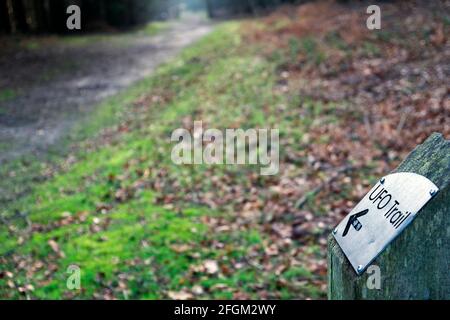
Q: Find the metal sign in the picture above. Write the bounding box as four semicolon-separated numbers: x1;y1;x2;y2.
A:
333;172;439;275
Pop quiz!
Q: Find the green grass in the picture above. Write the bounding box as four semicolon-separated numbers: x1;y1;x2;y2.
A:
288;36;325;66
325;31;349;52
0;21;328;300
10;21;171;52
0;89;16;102
360;41;381;58
62;21;170;47
140;21;170;36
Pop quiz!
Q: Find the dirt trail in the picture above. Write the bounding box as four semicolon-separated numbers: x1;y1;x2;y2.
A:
0;18;212;164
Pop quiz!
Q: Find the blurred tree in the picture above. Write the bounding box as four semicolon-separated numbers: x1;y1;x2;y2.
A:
5;0;28;33
0;0;10;33
47;0;69;33
0;0;180;35
205;0;298;18
205;0;215;18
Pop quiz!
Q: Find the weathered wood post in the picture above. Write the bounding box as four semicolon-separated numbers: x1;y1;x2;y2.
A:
328;133;450;299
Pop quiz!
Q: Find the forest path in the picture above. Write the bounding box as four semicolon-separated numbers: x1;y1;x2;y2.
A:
0;17;212;164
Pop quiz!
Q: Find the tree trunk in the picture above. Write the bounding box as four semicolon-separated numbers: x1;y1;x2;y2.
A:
99;0;106;23
205;0;215;18
32;0;49;33
6;0;17;33
47;0;66;33
0;0;10;33
11;0;28;33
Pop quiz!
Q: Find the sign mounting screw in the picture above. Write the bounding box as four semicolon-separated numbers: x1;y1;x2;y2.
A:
357;265;363;273
380;178;385;184
430;189;437;197
333;228;338;235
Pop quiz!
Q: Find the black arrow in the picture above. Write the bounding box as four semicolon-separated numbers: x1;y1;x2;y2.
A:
342;209;369;237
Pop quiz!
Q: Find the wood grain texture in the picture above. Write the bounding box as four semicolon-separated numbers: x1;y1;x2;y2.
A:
328;133;450;299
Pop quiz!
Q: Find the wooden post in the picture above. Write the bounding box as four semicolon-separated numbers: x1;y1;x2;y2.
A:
328;133;450;299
